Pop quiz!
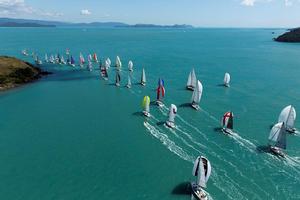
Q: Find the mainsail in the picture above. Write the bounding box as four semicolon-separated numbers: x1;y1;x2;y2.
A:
116;56;122;69
224;73;230;86
141;68;146;85
191;80;203;105
142;96;150;113
278;105;296;130
157;78;165;101
222;112;234;129
192;156;212;188
269;122;286;149
187;69;197;89
168;104;177;123
127;75;132;87
128;61;133;71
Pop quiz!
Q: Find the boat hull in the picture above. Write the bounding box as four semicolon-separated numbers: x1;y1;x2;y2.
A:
186;86;195;91
156;100;164;107
222;128;233;135
191;182;208;200
224;84;230;87
141;82;146;86
143;111;151;117
126;84;131;88
165;121;176;129
270;146;285;157
286;128;296;134
191;103;200;110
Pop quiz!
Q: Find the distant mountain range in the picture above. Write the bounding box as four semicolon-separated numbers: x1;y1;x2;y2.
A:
0;18;193;28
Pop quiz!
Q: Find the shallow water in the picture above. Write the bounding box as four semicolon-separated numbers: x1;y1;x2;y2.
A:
0;27;300;200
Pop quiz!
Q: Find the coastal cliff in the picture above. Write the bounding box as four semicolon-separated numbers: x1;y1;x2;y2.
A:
274;28;300;43
0;56;50;91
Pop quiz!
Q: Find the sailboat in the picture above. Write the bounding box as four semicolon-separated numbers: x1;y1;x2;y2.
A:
70;55;75;67
126;75;132;88
165;104;177;129
224;73;231;87
44;54;49;63
49;55;54;63
88;54;92;63
141;68;146;86
268;122;287;157
79;53;85;68
61;55;66;65
191;80;203;110
35;55;42;65
156;78;165;107
128;60;134;71
278;105;296;133
100;66;108;80
115;71;121;87
186;68;197;91
93;53;98;63
142;96;151;117
115;56;122;71
191;156;212;200
222;111;234;134
22;49;29;56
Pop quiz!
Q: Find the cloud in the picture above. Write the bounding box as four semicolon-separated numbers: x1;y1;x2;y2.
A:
241;0;256;6
80;9;91;15
241;0;296;6
0;0;62;17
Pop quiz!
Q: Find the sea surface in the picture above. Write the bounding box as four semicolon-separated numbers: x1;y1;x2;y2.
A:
0;27;300;200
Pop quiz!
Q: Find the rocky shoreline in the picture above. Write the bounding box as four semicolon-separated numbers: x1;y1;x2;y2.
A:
0;56;51;91
274;28;300;43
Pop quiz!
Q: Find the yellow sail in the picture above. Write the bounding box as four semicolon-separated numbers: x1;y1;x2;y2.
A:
142;96;150;108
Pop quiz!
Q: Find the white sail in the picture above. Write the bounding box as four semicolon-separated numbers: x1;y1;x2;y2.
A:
128;61;133;71
269;122;286;149
224;73;230;86
191;80;203;104
116;56;122;68
187;69;197;88
186;72;192;86
45;54;48;62
168;104;177;123
193;156;211;189
278;105;296;130
141;68;146;84
107;58;111;66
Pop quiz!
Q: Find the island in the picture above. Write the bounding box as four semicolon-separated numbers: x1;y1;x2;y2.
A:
0;56;51;91
274;28;300;43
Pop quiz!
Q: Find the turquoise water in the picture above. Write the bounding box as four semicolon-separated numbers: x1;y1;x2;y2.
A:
1;28;300;200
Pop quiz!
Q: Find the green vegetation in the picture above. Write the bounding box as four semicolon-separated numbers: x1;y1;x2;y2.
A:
0;56;47;90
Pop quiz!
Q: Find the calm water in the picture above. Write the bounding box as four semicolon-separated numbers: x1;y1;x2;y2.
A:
0;28;300;200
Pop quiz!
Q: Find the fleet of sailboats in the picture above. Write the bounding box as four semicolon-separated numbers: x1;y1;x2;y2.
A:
191;80;203;110
222;111;234;134
191;156;211;200
165;104;177;129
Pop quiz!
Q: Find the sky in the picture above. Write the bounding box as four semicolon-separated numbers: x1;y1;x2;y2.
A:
0;0;300;27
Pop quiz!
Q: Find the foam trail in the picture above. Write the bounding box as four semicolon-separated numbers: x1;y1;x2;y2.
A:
143;121;194;162
176;126;206;149
168;127;201;153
